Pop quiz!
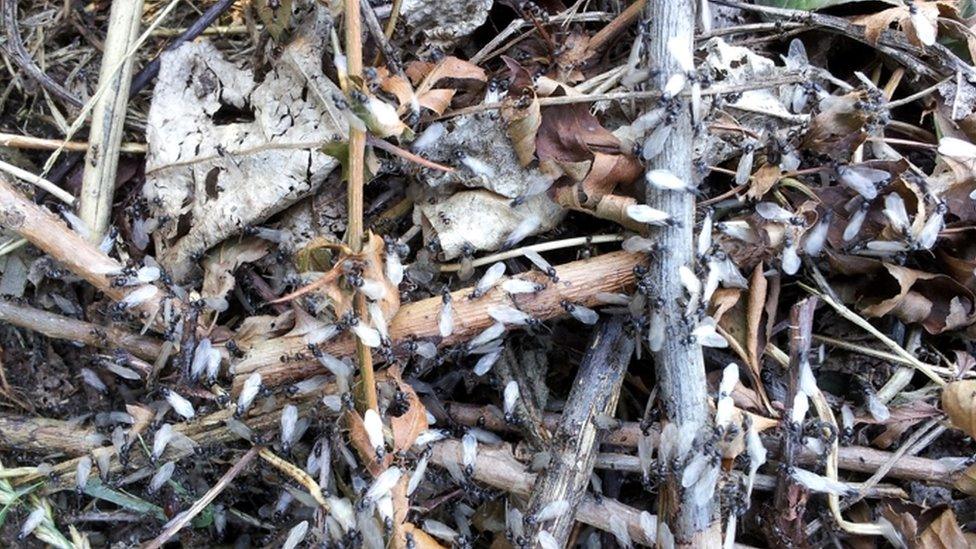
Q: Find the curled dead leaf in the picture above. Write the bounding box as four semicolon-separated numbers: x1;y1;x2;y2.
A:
502;93;541;167
802;91;870;160
943;380;976;438
854;2;941;48
418;89;456;116
580;152;642;202
387;367;429;452
125;403;155;447
285;233;399;322
202;238;270;308
344;408;393;476
535;100;622;163
746;163;783;200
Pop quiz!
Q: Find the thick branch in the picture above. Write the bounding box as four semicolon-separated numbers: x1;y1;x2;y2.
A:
0;175;173;324
430;440;655;545
642;0;718;544
231;251;642;392
21;390;325;493
0;415;101;456
0;299;163;361
524;318;634;545
441;402;958;484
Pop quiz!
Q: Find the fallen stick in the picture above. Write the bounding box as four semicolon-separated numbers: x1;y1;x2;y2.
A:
0;159;74;205
0;299;163;361
440;402;959;485
231;250;643;392
78;0;146;242
430;440;656;545
642;0;719;544
523;317;634;545
19;390;324;493
0;132;146;154
0;175;172;324
144;445;259;549
0;415;101;456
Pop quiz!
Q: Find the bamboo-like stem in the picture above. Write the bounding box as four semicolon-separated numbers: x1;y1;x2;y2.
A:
231;251;643;392
344;0;379;415
78;0;145;243
438;234;623;272
144;446;259;549
771;299;814;541
258;447;330;509
382;0;402;38
0;299;163;362
642;0;718;545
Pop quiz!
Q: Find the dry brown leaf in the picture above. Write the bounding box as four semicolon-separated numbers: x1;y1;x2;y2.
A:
745;263;767;384
744;263;774;413
289;233;399;322
391;476;411;549
344;408;393;476
554;31;591;83
403;523;447;549
746;163;783;200
388;369;429;453
711;288;743;322
579;152;642;202
377;69;417;110
862;264;975;333
864;400;942;448
855;6;907;45
802;92;870;160
918;508;967;549
125;403;155;447
535;101;622;163
952;462;976;496
201;238;270;307
415;56;487;96
503;94;541;167
943;379;976;438
854;2;939;48
881;503;920;545
829;257;976;334
418;89;456;116
938;249;976;292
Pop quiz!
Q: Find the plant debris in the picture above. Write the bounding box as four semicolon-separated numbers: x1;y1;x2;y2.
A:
4;0;976;546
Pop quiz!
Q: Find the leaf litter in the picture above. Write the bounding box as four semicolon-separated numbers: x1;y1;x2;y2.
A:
5;0;976;546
